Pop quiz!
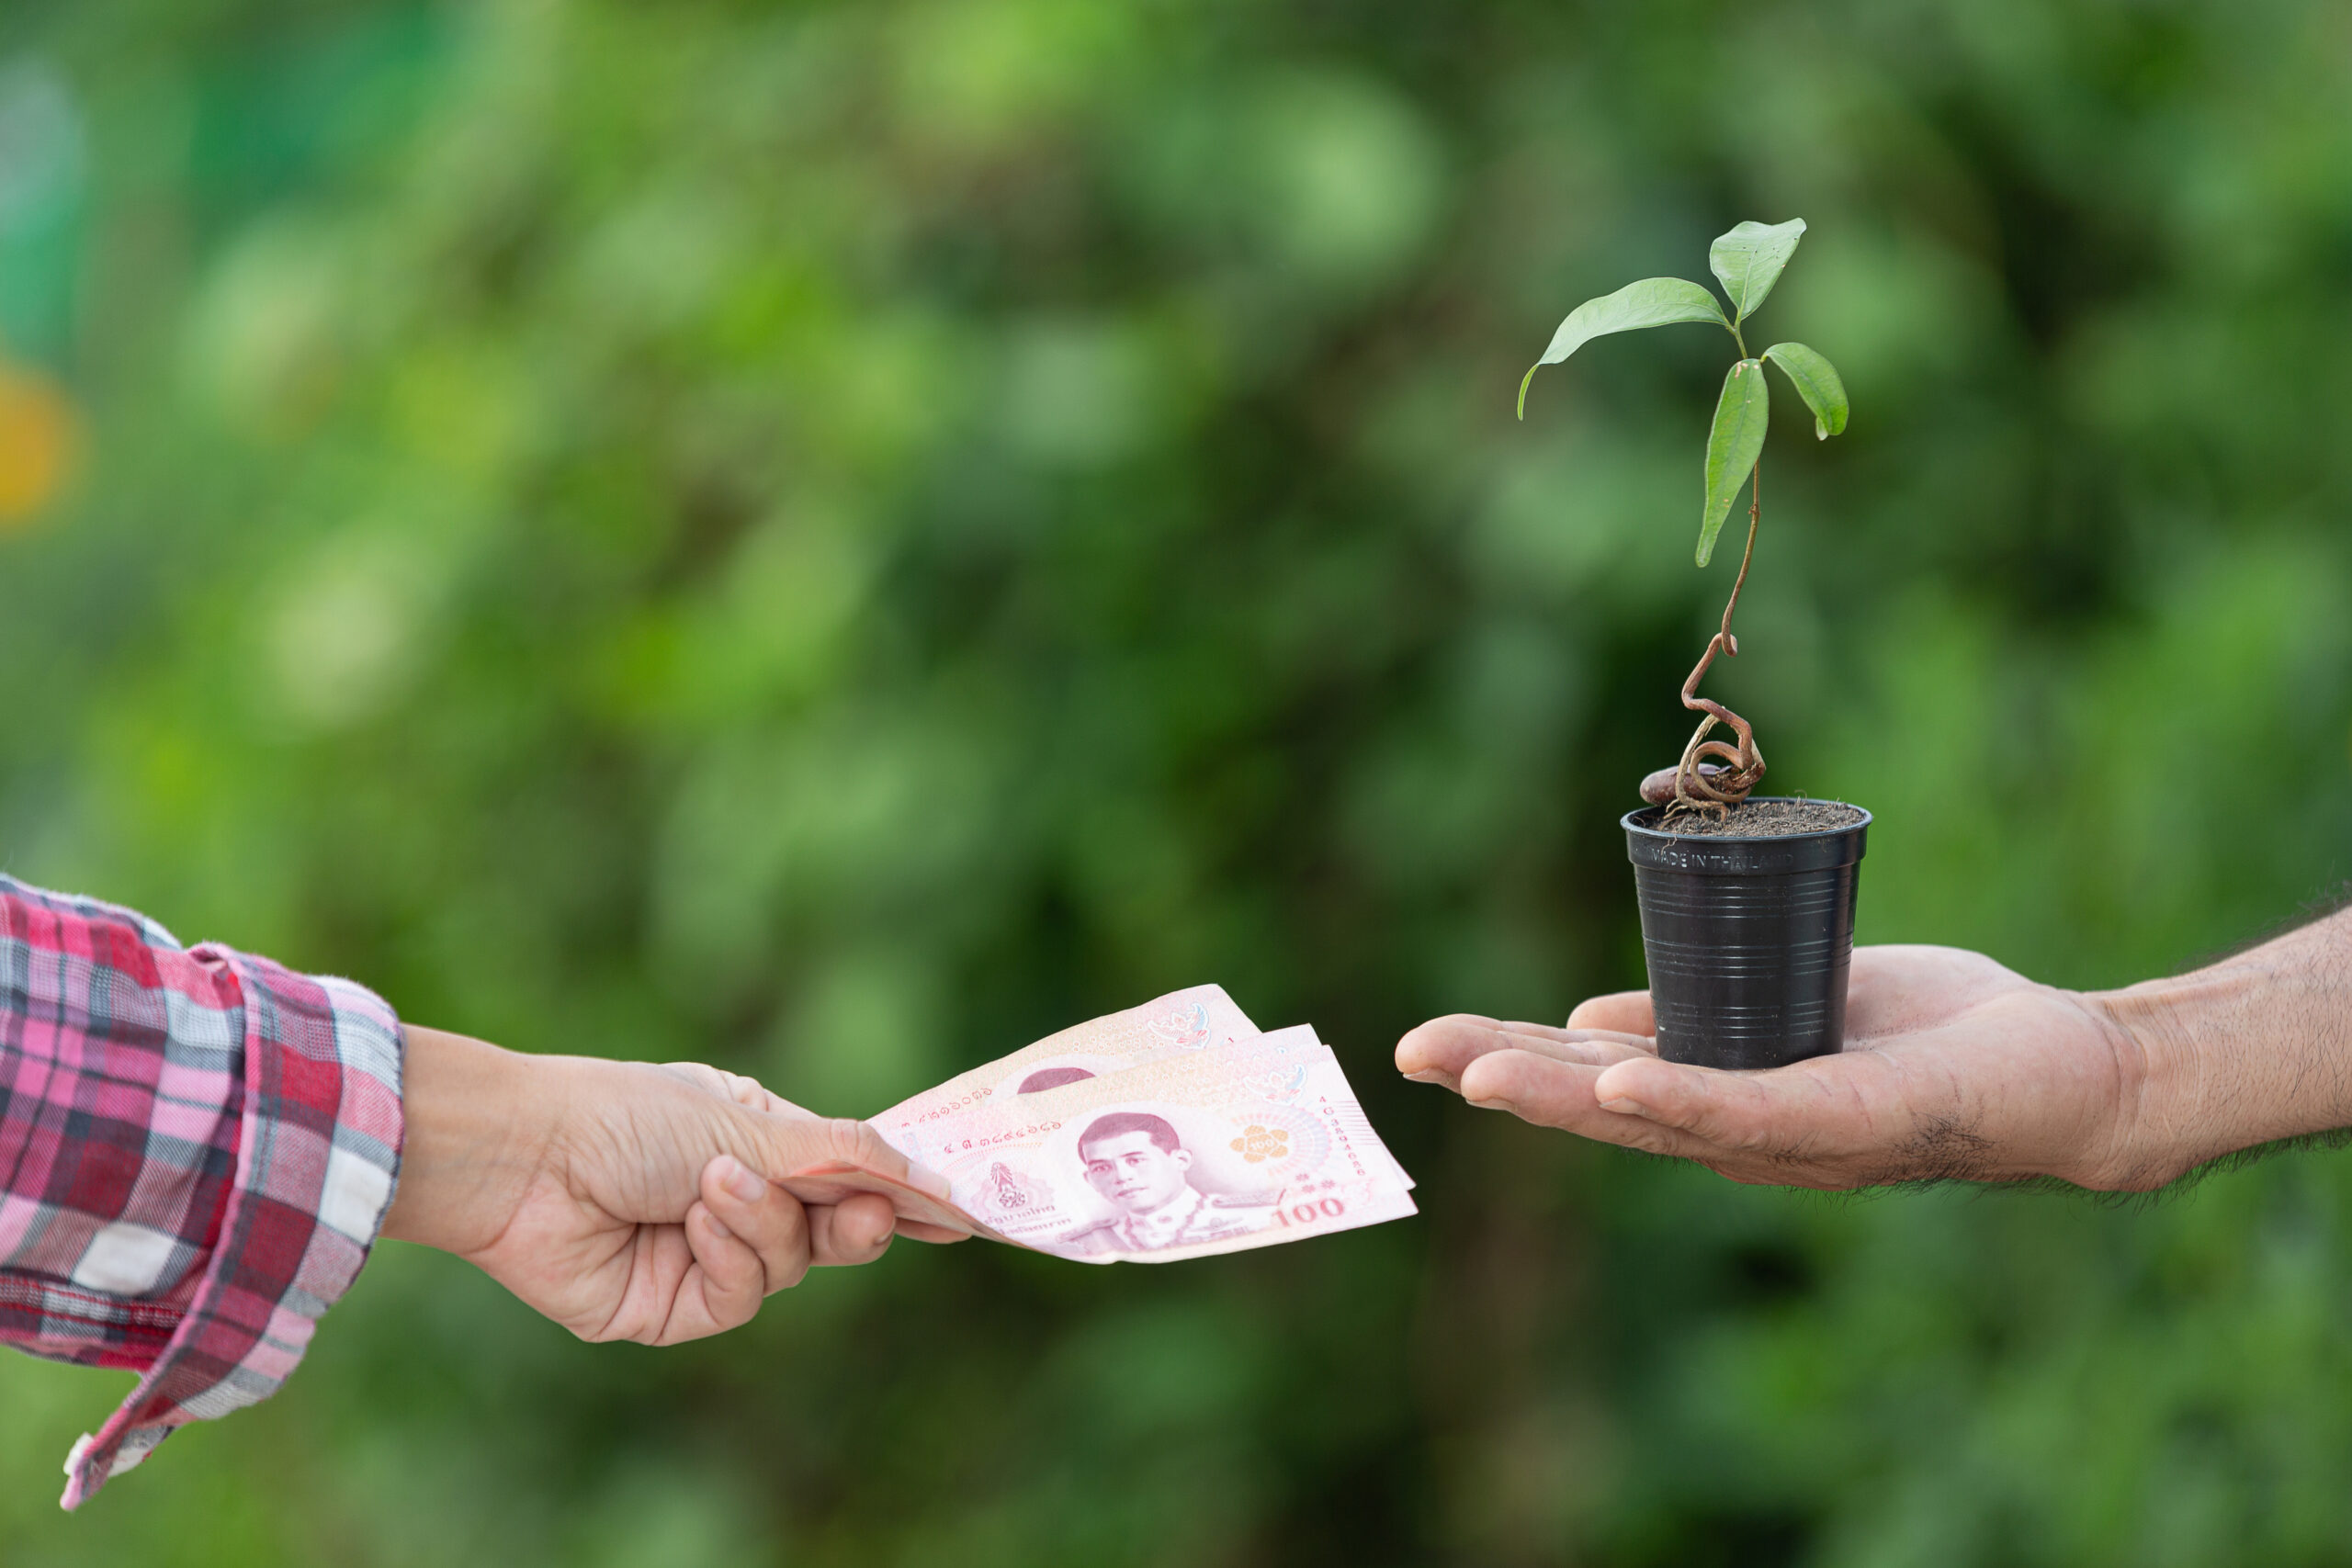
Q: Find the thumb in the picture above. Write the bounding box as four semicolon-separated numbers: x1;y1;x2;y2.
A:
1567;989;1656;1035
740;1111;965;1224
752;1112;947;1191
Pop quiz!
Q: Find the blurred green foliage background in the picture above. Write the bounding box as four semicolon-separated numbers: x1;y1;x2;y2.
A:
6;0;2352;1562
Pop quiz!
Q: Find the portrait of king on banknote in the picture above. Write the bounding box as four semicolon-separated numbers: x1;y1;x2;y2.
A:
1056;1111;1279;1256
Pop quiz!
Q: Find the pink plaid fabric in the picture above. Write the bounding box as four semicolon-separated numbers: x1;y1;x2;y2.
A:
0;874;404;1509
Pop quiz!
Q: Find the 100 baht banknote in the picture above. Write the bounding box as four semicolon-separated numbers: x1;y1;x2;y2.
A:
875;984;1261;1137
872;1024;1415;1264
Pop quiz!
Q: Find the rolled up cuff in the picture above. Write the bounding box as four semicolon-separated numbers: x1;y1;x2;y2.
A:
60;953;403;1509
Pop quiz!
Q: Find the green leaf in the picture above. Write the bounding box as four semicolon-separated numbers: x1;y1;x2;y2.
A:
1762;341;1849;438
1517;277;1727;418
1708;219;1806;321
1697;358;1769;566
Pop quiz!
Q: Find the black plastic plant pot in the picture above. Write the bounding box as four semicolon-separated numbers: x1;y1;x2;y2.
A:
1620;798;1871;1070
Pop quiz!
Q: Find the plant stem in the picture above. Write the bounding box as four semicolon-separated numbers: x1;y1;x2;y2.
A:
1719;462;1761;642
1663;460;1767;813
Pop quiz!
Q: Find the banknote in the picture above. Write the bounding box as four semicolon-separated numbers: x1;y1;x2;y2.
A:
874;983;1261;1138
873;1024;1416;1264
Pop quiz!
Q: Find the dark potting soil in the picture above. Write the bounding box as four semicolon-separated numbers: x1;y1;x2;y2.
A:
1642;799;1865;838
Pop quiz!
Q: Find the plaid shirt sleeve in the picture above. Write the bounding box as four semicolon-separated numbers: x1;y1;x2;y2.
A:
0;874;405;1509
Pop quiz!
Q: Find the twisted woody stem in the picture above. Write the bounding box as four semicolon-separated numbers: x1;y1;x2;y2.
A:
1652;462;1766;814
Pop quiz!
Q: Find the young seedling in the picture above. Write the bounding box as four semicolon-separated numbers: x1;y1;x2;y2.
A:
1519;219;1849;815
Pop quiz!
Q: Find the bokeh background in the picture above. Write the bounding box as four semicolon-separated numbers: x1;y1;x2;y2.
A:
6;0;2352;1562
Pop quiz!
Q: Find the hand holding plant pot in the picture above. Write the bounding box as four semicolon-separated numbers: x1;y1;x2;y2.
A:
1399;947;2133;1188
1398;909;2352;1194
1521;219;1868;1068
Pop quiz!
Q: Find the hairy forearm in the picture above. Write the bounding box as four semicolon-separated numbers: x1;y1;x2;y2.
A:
2095;907;2352;1182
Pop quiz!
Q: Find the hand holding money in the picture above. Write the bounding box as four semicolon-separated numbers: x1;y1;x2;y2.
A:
791;987;1418;1264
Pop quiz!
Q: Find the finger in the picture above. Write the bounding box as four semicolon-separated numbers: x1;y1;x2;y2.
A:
806;1191;896;1266
754;1114;954;1203
702;1153;814;1293
1396;1015;1652;1091
1589;1055;1881;1162
1451;1017;1658;1054
1454;1048;1723;1161
717;1069;816;1120
1566;989;1656;1034
678;1201;766;1336
657;1061;820;1121
894;1218;972;1245
1394;1014;1486;1090
1487;1032;1655;1067
773;1164;976;1235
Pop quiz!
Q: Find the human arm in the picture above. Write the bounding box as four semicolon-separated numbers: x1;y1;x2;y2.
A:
1394;908;2352;1191
382;1023;958;1346
0;873;948;1508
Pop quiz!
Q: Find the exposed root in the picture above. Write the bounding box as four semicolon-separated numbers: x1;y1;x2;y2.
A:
1666;658;1765;816
1648;463;1768;815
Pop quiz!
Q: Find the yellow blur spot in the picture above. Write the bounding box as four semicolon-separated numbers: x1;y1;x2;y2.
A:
0;361;79;531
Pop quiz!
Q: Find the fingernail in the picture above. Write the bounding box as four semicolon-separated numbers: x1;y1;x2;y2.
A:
1401;1069;1448;1085
720;1156;766;1204
1467;1095;1519;1115
1599;1095;1651;1118
704;1210;734;1240
910;1160;954;1201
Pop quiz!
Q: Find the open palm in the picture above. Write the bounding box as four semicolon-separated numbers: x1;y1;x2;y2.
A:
1397;945;2165;1190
